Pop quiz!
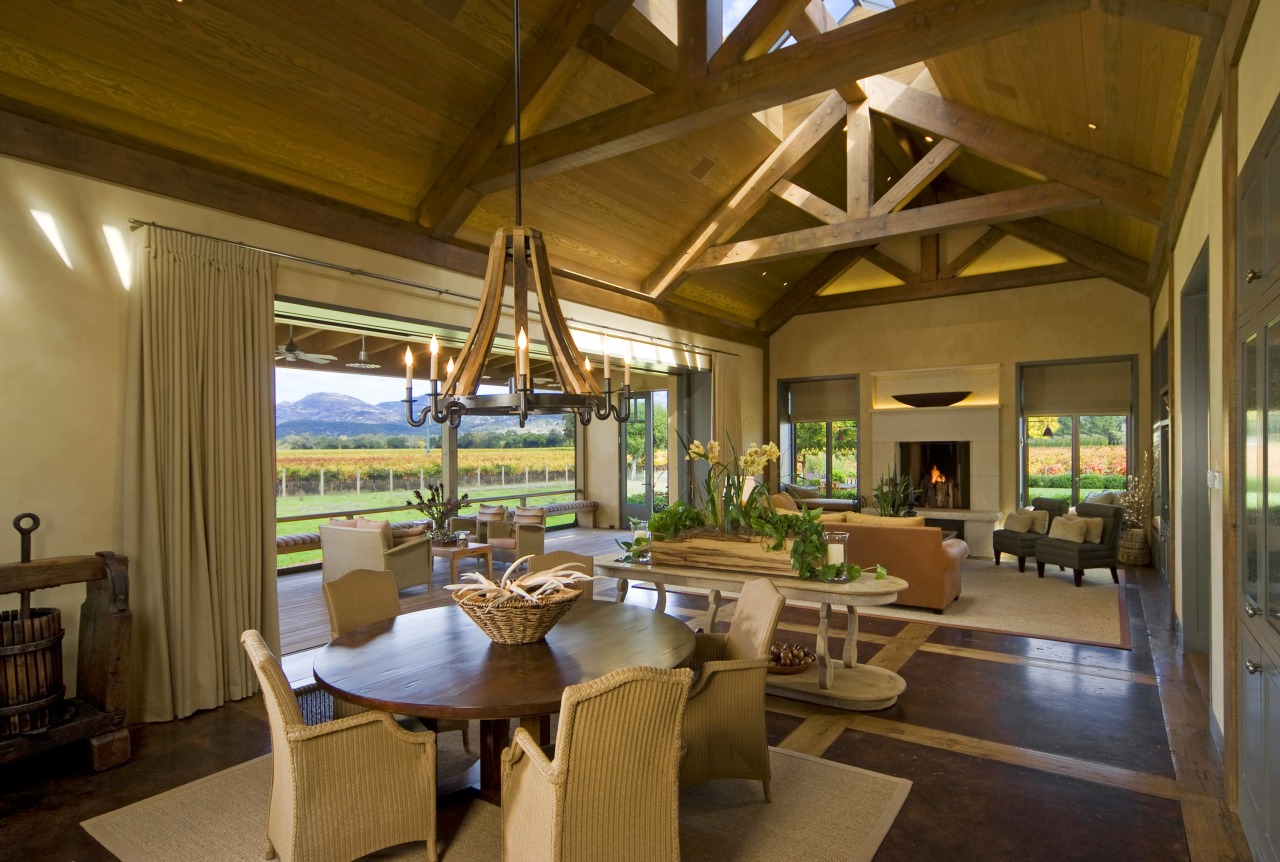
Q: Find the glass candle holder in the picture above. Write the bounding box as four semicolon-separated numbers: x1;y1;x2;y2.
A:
823;532;849;566
632;520;652;563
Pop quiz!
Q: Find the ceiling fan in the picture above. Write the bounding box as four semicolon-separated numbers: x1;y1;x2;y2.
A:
275;325;337;364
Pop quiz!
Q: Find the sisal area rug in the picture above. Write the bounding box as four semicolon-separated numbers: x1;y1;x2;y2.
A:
861;557;1131;648
83;744;909;862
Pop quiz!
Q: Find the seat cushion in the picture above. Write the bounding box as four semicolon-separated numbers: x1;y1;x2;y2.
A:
488;537;518;549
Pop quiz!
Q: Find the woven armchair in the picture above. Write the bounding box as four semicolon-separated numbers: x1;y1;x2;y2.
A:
501;665;693;862
450;504;508;543
240;630;438;862
318;524;430;591
487;507;547;565
681;577;785;801
527;551;595;600
321;568;469;751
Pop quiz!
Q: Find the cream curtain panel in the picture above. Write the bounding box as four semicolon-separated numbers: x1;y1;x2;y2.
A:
712;354;742;452
122;226;279;723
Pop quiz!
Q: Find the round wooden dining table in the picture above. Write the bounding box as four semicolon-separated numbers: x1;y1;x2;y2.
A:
312;599;695;801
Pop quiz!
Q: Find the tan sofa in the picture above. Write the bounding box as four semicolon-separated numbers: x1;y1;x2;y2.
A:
835;520;969;612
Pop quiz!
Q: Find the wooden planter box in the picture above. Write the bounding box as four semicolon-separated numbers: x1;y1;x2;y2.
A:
649;534;797;576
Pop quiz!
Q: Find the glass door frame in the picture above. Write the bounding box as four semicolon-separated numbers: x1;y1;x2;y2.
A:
620;391;655;524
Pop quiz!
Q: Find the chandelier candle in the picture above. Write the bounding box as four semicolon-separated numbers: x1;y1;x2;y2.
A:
429;334;439;381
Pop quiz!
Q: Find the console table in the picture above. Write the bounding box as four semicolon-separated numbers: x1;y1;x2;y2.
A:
593;556;908;711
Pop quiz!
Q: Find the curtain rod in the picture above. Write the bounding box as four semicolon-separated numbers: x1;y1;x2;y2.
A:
128;219;737;359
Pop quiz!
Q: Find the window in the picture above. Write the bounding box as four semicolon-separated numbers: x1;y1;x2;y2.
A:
780;376;859;500
1020;360;1135;506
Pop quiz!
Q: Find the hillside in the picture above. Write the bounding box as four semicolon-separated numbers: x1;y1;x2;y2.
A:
275;392;568;439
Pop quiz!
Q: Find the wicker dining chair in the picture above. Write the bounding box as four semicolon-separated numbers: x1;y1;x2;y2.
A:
680;577;785;801
501;665;693;862
526;551;596;600
321;568;469;751
241;629;438;862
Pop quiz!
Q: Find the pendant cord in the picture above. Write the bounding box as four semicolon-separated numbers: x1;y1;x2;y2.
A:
513;0;522;227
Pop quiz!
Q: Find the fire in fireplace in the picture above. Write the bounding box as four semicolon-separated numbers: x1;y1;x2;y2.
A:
899;442;970;509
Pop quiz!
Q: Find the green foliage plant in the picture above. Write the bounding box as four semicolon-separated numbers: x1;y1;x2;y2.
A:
406;483;470;532
872;469;917;516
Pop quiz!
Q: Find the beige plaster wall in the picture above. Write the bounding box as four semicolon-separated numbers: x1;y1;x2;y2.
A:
770;278;1151;518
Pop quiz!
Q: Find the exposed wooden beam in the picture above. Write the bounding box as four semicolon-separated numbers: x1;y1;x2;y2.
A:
787;0;866;102
937;226;1005;279
645;90;848;299
415;0;610;235
864;249;920;284
800;263;1101;312
920;235;940;281
869;138;962;216
552;279;769;348
471;0;1090;192
998;217;1150;294
708;0;810;71
691;182;1098;270
1094;0;1227;37
848;101;875;219
679;0;719;75
863;76;1168;224
755;248;870;332
771;178;848;223
577;25;679;91
1144;0;1257;289
873;114;918;177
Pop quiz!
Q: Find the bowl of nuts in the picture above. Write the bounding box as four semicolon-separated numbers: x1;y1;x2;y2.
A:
768;641;817;674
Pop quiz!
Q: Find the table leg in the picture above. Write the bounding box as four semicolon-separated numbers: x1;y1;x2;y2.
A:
478;718;510;803
450;558;459;585
843;605;859;668
519;714;551;746
484;549;493;578
816;602;835;690
655;583;667;613
615;577;629;603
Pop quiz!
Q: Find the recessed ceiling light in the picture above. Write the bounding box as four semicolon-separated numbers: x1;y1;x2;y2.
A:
1087;123;1098;130
924;135;934;143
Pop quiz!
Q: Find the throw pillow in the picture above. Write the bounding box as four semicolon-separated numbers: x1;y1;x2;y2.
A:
477;505;507;523
1064;513;1104;544
770;493;799;512
1028;509;1050;534
512;507;545;525
784;482;821;500
391;523;429;540
1002;511;1033;533
1048;517;1088;543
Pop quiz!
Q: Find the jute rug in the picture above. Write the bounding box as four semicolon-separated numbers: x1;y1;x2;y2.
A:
83;743;909;862
861;558;1131;648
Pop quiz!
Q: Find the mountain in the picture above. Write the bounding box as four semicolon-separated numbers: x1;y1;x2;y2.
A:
275;392;569;438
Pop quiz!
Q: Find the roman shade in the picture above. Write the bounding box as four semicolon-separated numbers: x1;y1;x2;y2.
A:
787;376;859;422
1021;360;1133;415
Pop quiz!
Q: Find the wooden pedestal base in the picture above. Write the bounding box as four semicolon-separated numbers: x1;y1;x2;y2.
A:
765;664;905;711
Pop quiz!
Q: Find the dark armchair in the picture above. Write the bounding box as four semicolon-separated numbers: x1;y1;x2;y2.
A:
1034;502;1124;587
992;497;1069;572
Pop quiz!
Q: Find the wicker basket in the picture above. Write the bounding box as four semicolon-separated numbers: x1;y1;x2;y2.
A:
455;588;582;645
1118;527;1152;566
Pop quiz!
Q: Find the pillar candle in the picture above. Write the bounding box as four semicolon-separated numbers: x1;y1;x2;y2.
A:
827;543;845;566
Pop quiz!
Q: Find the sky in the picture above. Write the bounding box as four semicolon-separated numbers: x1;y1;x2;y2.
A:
275;367;408;405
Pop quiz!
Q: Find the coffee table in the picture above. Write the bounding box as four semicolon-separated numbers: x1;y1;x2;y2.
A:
312;600;695;802
430;541;493;585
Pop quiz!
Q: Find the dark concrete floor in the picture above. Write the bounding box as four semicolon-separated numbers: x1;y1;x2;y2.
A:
0;564;1248;861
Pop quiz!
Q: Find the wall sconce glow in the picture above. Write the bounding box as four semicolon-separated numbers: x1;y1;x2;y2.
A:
30;210;71;268
102;225;132;289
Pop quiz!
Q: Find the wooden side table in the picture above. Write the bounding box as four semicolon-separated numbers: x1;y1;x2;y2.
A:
430;542;494;585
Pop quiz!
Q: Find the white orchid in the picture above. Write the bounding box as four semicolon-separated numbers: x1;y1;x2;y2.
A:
446;555;595;608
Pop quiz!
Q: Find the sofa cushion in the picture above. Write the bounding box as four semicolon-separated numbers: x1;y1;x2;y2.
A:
1002;511;1034;533
512;506;546;525
391;523;429;540
818;511;846;523
488;537;518;550
1048;517;1088;543
845;512;926;528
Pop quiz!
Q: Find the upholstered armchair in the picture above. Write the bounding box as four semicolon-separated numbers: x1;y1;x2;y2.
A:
321;568;468;749
1034;502;1124;587
487;507;547;565
526;551;595;599
993;497;1069;572
318;524;430;591
240;630;438;862
680;577;785;801
449;504;508;543
501;665;692;862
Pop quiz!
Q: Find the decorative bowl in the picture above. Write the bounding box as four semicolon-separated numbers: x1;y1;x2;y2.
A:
891;390;971;408
767;641;817;674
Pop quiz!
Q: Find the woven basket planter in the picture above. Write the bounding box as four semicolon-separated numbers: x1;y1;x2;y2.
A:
1118;527;1151;566
455;587;582;645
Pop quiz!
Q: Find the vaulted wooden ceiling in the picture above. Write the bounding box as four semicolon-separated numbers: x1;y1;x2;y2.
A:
0;0;1254;346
